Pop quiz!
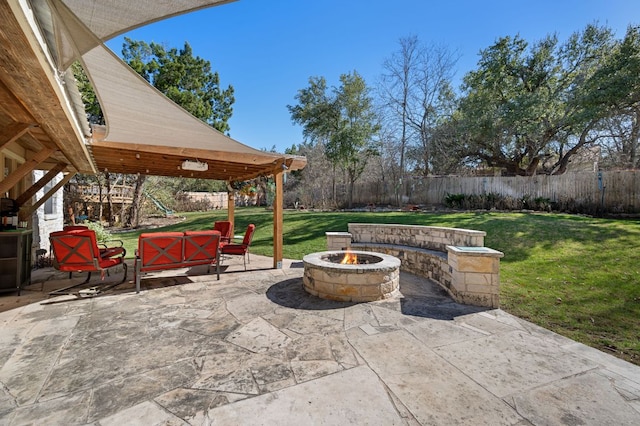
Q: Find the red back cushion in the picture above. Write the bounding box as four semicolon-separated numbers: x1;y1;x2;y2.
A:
184;230;220;261
50;229;100;271
138;232;184;267
242;224;256;246
213;221;232;239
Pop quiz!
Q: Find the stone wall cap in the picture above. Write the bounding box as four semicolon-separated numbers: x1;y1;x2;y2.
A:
348;223;486;236
303;250;401;271
447;246;504;257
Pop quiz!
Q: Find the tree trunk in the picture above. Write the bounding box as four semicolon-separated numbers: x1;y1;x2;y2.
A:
127;174;147;228
105;172;114;226
630;109;640;169
331;164;337;208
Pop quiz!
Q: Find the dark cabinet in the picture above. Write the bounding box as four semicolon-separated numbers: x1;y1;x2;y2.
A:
0;230;32;293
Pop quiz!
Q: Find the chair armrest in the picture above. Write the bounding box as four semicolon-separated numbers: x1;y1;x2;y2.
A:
104;239;124;247
98;239;124;251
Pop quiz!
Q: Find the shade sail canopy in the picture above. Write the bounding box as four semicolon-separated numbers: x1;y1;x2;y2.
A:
56;0;305;180
1;0;305;182
83;43;305;180
47;0;236;69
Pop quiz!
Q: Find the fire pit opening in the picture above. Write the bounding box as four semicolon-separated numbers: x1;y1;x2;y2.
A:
325;251;382;265
302;250;401;302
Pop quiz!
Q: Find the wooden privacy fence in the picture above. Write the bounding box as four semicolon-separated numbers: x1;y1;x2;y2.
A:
349;171;640;213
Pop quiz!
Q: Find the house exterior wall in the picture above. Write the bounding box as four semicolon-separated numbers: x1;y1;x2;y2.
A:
31;170;64;253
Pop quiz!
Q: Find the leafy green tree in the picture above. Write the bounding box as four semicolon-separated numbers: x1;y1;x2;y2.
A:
289;71;380;207
587;25;640;169
71;62;103;124
122;37;234;134
458;24;614;175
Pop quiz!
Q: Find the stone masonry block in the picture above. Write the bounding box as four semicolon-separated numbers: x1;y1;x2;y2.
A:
464;272;495;286
334;284;360;298
466;283;499;295
312;279;335;295
457;256;499;273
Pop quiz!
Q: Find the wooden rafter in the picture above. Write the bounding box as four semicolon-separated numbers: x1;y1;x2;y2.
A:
21;172;76;218
0;147;55;195
0;122;33;150
15;161;67;206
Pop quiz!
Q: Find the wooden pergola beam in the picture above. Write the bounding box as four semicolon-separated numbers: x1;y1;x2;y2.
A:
20;172;75;219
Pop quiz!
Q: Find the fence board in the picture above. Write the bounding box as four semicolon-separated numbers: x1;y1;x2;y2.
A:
349;171;640;212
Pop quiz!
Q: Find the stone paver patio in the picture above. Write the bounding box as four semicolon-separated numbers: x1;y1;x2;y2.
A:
0;255;639;425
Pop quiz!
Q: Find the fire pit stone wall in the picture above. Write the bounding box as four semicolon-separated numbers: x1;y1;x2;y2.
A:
302;250;401;302
325;224;504;308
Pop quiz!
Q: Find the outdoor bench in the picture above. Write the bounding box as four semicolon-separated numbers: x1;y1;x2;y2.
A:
134;230;221;293
327;223;504;308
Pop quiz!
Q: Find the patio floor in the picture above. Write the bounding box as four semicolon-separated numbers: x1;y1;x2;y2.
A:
1;254;639;425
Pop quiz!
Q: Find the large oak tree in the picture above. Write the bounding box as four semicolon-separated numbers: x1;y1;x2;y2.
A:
457;24;615;175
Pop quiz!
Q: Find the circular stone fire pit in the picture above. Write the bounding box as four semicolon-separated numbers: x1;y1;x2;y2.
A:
302;250;401;302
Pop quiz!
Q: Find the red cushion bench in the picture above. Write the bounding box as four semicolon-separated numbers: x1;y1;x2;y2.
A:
134;230;221;293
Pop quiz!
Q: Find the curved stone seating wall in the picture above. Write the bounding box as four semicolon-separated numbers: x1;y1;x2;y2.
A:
327;223;503;308
348;223;486;252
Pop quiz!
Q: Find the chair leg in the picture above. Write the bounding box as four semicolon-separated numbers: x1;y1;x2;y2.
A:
82;272;92;284
119;262;128;284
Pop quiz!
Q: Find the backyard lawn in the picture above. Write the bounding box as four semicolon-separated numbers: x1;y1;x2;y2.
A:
114;207;640;365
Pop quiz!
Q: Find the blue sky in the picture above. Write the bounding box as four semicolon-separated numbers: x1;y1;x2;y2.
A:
106;0;640;153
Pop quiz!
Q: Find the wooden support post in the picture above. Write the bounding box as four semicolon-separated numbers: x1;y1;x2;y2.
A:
273;168;284;269
227;188;235;237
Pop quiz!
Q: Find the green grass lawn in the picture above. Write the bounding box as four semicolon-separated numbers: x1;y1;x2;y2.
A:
113;207;640;365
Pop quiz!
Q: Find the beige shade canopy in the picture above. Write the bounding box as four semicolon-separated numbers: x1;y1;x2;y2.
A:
40;0;305;180
84;42;305;181
46;0;236;69
1;0;301;267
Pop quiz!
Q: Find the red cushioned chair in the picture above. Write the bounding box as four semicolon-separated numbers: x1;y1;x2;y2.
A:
63;225;124;258
49;228;127;295
220;224;255;270
213;220;232;244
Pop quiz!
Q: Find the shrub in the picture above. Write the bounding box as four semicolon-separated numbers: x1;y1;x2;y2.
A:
86;221;111;243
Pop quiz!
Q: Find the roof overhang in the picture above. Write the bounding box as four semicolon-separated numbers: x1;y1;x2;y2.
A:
90;127;307;181
1;0;306;185
0;0;94;175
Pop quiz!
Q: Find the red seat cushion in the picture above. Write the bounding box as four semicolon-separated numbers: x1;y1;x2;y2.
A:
100;247;125;258
220;244;247;255
213;221;232;242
